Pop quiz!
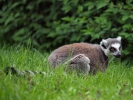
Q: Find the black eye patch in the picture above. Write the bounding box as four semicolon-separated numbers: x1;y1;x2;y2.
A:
109;47;116;52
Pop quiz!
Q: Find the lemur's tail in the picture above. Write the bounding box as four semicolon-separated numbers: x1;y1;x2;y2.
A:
4;66;18;75
4;66;46;77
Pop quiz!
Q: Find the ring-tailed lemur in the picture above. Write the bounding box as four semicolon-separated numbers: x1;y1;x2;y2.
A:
48;36;122;74
5;36;122;76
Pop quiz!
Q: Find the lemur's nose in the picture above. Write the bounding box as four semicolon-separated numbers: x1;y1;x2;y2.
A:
115;52;121;58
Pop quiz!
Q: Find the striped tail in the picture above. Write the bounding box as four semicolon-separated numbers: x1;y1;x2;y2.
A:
4;66;46;77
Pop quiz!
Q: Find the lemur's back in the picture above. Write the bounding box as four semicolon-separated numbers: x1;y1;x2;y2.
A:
48;43;108;73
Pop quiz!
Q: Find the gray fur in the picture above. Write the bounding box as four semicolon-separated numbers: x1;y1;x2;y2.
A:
105;38;121;48
48;37;122;74
65;54;90;74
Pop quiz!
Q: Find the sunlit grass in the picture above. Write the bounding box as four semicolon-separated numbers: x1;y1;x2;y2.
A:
0;45;133;100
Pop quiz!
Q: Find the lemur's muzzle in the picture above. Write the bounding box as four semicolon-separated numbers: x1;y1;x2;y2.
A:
114;52;121;58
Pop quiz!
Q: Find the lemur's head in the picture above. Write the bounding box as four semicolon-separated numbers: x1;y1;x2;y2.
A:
100;36;122;58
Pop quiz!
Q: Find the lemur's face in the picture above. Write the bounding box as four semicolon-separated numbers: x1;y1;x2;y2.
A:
100;36;122;58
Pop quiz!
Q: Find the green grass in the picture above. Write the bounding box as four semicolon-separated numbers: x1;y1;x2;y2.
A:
0;45;133;100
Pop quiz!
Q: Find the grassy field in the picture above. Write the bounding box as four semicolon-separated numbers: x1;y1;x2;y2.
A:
0;45;133;100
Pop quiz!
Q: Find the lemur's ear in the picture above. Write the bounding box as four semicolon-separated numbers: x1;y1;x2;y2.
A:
116;36;121;41
100;39;108;49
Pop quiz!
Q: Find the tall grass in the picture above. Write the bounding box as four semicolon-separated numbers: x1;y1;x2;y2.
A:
0;45;133;100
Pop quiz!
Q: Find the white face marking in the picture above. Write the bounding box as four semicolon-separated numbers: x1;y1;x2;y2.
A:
116;36;121;41
103;48;110;56
111;43;120;51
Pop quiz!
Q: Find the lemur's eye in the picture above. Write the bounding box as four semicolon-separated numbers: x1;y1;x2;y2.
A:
110;47;116;52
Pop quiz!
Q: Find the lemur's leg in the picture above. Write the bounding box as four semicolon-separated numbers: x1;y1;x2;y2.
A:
65;54;90;74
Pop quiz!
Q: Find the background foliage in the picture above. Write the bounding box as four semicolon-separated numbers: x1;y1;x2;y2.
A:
0;0;133;63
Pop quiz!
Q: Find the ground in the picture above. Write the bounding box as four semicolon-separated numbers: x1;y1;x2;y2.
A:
0;45;133;100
